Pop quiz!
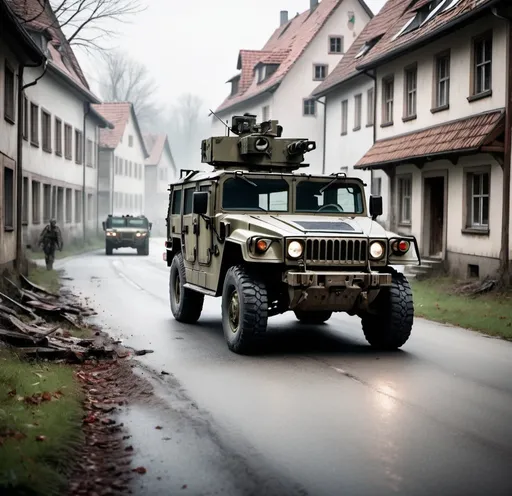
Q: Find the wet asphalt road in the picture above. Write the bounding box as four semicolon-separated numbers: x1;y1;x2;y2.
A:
55;238;512;496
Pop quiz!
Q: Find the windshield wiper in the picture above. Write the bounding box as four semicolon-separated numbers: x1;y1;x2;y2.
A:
319;172;347;194
234;171;257;187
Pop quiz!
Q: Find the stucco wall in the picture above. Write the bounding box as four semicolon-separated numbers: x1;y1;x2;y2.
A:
374;14;507;140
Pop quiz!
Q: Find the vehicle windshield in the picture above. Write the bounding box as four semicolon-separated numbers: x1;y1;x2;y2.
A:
108;218;148;228
295;180;364;214
222;177;288;211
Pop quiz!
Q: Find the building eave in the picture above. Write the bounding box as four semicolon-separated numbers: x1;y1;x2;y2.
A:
88;104;114;129
47;61;101;103
215;82;281;115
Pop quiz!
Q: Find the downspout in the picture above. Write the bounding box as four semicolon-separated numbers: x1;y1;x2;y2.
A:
492;5;511;286
16;61;48;272
314;96;327;174
363;69;377;189
83;102;90;243
96;128;100;236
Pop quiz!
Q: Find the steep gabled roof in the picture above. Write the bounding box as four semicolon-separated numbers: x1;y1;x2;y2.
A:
8;0;98;101
92;102;149;158
143;133;176;173
354;0;501;72
0;0;45;64
216;0;373;114
313;0;410;96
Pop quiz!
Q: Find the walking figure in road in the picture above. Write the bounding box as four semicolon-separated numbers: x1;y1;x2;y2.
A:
38;219;63;270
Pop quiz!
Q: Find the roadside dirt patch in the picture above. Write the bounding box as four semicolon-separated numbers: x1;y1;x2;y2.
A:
68;355;156;496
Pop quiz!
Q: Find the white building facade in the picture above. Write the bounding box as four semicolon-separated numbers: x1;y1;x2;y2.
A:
212;0;374;174
352;0;512;280
0;0;44;267
144;134;177;235
93;103;148;222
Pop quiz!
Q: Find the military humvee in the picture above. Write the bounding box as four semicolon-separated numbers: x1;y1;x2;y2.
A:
163;115;420;355
102;214;152;256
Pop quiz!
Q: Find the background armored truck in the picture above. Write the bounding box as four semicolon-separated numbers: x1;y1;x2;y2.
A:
102;214;152;256
163;115;420;355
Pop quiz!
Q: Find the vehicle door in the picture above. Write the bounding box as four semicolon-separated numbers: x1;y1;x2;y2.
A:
197;184;213;266
182;186;197;264
168;187;182;239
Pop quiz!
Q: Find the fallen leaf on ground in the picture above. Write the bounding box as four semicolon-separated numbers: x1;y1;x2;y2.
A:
125;445;133;452
36;435;46;442
155;426;162;430
181;484;188;489
42;392;52;402
7;389;16;397
132;467;146;474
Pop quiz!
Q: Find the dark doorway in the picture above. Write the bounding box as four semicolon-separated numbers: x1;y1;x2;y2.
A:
424;176;445;258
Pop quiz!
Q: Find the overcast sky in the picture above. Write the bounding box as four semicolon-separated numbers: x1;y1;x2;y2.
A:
82;0;386;114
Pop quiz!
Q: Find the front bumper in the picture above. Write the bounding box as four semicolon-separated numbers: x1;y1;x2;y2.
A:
284;270;392;313
106;236;147;247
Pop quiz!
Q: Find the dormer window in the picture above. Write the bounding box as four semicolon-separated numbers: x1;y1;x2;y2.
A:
394;0;460;39
355;35;383;59
231;77;240;96
256;64;279;84
28;30;49;52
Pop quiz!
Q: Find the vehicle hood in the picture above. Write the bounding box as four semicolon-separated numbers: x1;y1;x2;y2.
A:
242;214;388;237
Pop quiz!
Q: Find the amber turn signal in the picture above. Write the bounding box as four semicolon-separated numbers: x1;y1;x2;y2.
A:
255;239;272;253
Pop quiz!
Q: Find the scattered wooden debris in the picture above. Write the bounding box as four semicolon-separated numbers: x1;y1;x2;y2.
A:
0;275;115;362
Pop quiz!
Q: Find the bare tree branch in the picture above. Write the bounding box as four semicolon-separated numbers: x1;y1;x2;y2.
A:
97;50;160;128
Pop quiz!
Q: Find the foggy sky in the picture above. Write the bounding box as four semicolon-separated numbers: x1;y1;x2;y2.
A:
81;0;386;116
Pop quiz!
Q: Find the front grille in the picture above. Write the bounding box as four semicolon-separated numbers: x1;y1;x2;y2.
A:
121;232;134;240
305;238;367;265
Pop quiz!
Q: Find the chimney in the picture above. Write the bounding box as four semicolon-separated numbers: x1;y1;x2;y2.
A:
280;10;288;26
310;0;319;10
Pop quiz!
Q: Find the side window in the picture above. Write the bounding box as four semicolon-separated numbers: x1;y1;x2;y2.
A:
171;189;182;214
184;188;194;215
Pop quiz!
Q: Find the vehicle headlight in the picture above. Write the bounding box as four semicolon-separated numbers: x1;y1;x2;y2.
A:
369;241;385;260
287;241;303;259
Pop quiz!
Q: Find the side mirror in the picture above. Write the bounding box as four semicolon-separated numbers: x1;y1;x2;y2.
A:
193;191;209;215
369;195;383;220
102;221;106;231
149;222;153;230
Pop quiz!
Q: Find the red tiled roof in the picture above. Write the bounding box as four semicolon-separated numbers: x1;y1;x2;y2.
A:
92;102;149;158
143;133;175;170
355;0;498;71
313;0;410;96
8;0;92;95
216;0;367;113
355;110;505;169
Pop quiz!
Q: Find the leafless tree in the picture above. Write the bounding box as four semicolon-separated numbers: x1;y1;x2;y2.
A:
97;50;159;127
16;0;146;54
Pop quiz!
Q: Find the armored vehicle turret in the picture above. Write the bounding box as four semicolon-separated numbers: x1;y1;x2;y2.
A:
164;115;420;355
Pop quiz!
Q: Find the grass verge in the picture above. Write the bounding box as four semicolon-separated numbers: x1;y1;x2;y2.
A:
0;350;83;496
26;265;61;295
27;237;103;261
411;277;512;340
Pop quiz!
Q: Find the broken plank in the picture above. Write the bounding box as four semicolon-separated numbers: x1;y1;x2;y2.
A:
20;274;59;297
0;328;46;347
0;290;36;315
18;347;83;362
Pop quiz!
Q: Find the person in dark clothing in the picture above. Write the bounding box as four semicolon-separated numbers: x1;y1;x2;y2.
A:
38;219;63;270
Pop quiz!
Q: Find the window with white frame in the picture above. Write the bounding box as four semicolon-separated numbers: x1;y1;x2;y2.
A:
398;176;412;224
23;95;29;140
75;129;83;164
341;99;348;135
64;124;72;159
382;76;394;124
404;65;417;118
472;32;492;96
30;103;39;145
354;93;362;130
434;51;450;108
4;61;15;123
313;64;328;81
55;117;62;155
303;99;316;116
367;87;374;126
42;110;52;152
467;171;489;229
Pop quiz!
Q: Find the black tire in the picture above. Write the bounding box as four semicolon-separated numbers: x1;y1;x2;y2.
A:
361;269;414;350
144;240;149;256
106;241;113;255
221;266;268;355
294;309;332;324
169;252;204;323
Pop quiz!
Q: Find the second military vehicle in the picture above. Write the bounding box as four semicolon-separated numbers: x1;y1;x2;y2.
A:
163;115;420;355
102;214;152;256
